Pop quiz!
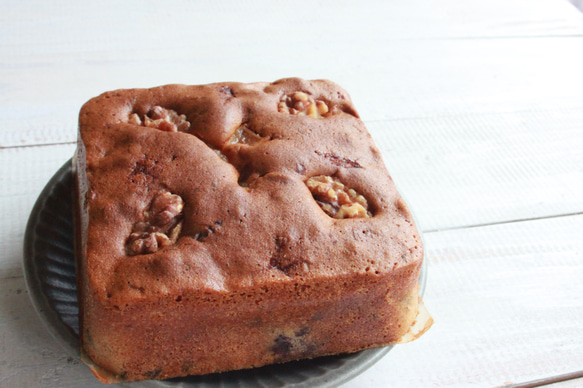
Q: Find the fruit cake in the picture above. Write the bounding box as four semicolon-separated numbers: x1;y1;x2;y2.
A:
74;78;431;383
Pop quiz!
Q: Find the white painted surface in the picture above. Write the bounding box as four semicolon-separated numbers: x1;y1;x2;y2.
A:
1;0;582;387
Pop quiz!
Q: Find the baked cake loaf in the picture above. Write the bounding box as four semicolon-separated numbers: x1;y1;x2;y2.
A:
74;78;431;383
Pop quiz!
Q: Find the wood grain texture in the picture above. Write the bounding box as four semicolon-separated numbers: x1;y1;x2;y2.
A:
504;370;583;388
3;0;582;54
0;277;103;388
370;107;583;231
535;381;583;388
1;0;583;147
542;380;583;388
3;37;583;147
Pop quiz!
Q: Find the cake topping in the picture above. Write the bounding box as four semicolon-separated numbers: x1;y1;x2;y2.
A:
128;106;191;132
126;192;184;255
306;175;371;219
226;124;266;146
278;92;330;118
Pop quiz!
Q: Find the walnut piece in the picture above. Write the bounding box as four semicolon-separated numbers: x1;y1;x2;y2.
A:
306;176;371;219
126;192;184;255
129;106;191;132
278;92;330;118
227;124;265;146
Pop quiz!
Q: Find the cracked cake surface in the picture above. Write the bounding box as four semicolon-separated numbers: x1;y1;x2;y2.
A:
74;78;430;383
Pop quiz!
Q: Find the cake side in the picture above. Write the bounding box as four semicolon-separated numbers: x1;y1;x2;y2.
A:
82;266;422;381
76;78;429;382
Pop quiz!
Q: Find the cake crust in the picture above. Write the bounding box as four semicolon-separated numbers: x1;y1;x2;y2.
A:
75;78;428;382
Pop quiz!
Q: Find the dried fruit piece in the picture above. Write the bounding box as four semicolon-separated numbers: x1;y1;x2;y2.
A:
278;92;330;118
126;192;184;255
306;175;371;219
129;106;191;132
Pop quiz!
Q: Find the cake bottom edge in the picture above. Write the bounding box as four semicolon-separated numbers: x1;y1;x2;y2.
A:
80;286;431;383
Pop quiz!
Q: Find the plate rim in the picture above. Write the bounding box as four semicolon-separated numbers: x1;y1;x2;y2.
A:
23;159;81;357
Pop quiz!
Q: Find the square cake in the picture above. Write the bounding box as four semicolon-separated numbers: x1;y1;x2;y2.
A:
74;78;431;382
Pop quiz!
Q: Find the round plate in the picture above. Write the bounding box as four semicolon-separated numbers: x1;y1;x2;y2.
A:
23;159;428;388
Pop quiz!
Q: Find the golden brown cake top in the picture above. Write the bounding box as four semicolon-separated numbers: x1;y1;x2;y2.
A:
77;78;422;306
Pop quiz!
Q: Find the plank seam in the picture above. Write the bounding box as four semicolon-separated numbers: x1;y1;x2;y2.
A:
501;369;583;388
0;141;76;150
424;211;583;234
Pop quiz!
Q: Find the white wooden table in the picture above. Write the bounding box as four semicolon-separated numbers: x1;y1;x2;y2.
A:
2;1;583;387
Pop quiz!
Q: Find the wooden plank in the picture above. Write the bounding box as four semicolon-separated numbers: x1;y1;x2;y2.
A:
367;107;583;232
347;214;583;388
3;36;583;147
1;3;583;147
531;378;583;388
3;214;582;387
548;380;583;388
0;277;103;388
2;0;581;54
